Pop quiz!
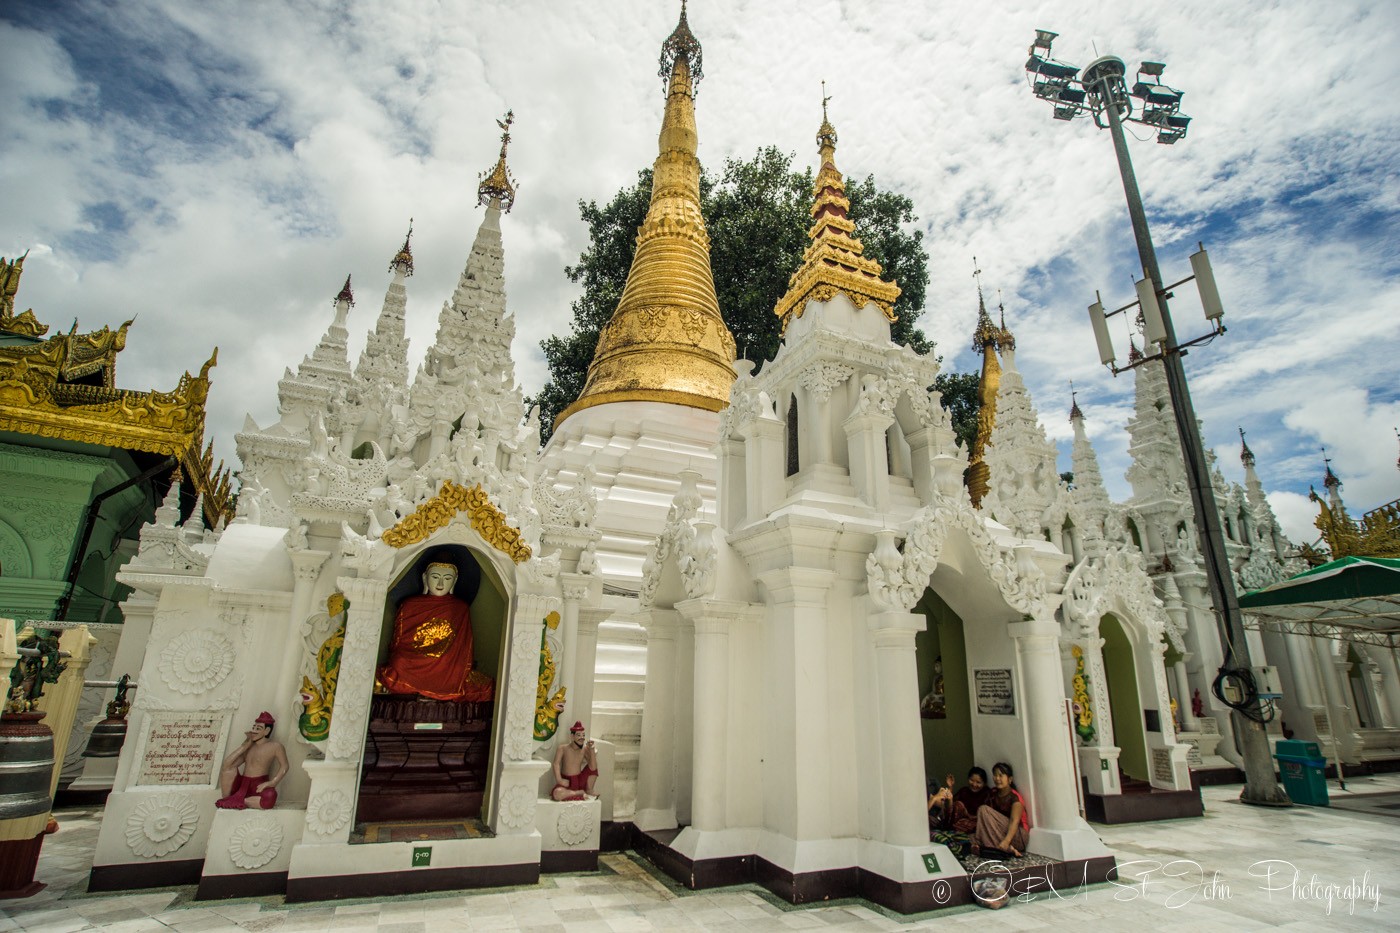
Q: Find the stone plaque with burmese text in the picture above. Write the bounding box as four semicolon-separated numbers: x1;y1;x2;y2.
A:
136;712;224;786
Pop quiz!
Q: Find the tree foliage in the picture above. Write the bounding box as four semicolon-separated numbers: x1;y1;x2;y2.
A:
533;145;975;443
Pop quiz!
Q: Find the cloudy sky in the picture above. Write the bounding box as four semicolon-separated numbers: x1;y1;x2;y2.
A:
2;0;1397;544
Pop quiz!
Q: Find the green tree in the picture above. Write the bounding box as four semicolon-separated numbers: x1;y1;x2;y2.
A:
534;145;973;443
934;371;980;454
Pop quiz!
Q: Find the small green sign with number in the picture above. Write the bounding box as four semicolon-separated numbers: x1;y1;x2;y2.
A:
412;846;431;867
922;852;940;874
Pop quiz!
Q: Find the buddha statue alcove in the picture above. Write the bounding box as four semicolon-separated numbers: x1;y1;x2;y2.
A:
377;559;494;701
358;547;502;823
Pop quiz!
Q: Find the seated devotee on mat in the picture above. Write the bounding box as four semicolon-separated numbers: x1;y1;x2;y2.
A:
973;761;1030;858
377;559;494;702
929;766;990;835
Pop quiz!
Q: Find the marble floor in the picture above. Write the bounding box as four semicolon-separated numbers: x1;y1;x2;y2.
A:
3;776;1399;931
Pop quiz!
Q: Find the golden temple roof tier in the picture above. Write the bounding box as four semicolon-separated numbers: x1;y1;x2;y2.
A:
556;52;736;428
773;106;900;335
0;253;233;524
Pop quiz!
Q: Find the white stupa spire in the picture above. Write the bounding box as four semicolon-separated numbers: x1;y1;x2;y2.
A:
980;307;1065;540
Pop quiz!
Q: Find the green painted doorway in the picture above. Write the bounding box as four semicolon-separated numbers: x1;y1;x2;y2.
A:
914;588;973;792
1101;613;1148;782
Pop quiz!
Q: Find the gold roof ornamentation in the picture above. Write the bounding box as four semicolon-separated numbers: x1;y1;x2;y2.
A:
390;222;414;276
0;254;50;339
773;86;901;334
555;9;735;427
381;479;532;562
0;262;232;523
477;110;518;213
966;263;1001;508
1310;490;1400;560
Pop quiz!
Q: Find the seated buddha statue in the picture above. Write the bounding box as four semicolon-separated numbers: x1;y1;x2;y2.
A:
377;560;494;702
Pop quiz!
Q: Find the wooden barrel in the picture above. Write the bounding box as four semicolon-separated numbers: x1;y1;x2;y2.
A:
0;712;55;821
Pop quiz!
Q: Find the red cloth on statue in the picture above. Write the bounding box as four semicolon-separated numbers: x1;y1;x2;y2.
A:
562;766;598;791
377;594;494;701
216;774;277;810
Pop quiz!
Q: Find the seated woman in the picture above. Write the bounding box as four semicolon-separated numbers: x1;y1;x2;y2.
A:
928;766;990;834
974;761;1030;857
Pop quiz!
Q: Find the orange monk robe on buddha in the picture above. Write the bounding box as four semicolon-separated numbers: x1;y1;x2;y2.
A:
377;562;494;702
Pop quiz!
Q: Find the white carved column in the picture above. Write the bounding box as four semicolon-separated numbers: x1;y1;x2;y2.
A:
558;575;591;729
798;363;849;469
1371;644;1400;729
1314;638;1362;760
1363;652;1396;728
573;607;605;737
843;407;893;513
1007;619;1105;859
299;574;390;846
1172;660;1198;732
496;590;554;835
743;417;784;524
758;566;836;842
278;548;330;723
634;609;679;831
719;437;746;531
868;609;927;847
679;603;731;833
1284;632;1323;709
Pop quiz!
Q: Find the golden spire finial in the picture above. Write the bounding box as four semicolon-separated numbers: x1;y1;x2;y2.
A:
1070;382;1084;422
1322;446;1341;490
659;0;703;92
966;267;1003;508
818;80;837;151
334;274;354;307
477;110;518;213
556;8;734;429
997;293;1016;351
970;258;999;353
772;87;900;333
389;219;414;276
1239;427;1255;468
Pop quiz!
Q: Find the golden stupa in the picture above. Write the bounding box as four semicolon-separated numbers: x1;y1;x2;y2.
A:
555;4;736;428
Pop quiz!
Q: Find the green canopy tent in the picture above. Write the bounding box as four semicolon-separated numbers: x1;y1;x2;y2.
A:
1239;556;1400;638
1239;556;1400;789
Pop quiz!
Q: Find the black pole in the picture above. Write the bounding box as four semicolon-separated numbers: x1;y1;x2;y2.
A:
55;456;178;622
1092;68;1289;806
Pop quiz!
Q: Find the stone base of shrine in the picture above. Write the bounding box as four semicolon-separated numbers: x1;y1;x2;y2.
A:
631;825;1117;914
282;833;540;902
1084;784;1204;824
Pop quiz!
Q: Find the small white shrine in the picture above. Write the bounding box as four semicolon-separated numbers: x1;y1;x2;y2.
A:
89;121;606;899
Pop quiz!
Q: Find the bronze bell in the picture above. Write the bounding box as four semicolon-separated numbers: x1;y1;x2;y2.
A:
83;677;132;758
82;715;127;758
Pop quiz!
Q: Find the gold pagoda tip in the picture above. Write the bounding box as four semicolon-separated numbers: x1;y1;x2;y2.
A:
659;0;703;92
334;274;354;307
477;110;518;213
390;220;414;276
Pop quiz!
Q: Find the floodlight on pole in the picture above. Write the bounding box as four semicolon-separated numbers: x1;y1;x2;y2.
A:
1024;30;1291;808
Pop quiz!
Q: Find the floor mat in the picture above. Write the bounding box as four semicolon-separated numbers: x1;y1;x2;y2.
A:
352;818;494;843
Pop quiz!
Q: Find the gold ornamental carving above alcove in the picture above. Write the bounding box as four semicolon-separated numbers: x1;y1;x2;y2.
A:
381;480;532;563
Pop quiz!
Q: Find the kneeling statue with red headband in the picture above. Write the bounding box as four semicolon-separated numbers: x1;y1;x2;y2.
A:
551;720;599;801
216;711;288;810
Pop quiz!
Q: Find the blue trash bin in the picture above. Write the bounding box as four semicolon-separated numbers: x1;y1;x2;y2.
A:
1274;739;1329;806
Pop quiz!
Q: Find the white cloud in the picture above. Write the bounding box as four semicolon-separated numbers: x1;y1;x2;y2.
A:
1;0;1396;527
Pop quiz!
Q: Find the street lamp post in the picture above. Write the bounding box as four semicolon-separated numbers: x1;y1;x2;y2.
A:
1025;33;1290;806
